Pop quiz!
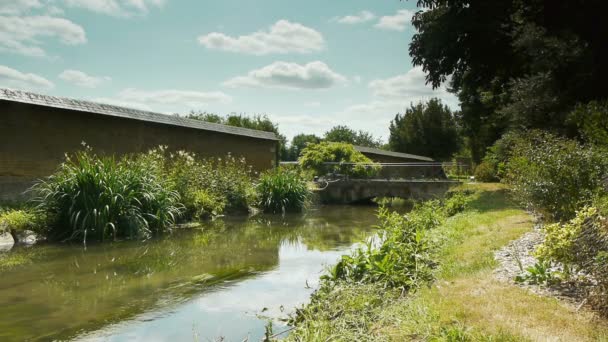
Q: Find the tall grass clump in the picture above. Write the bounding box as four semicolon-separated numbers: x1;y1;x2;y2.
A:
257;168;311;214
32;149;182;242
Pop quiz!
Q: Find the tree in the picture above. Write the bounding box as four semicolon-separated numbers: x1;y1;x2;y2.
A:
389;98;461;160
288;134;321;161
408;0;608;161
323;125;381;148
186;111;289;160
299;142;378;178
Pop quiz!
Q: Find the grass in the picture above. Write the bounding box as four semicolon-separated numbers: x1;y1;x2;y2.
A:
286;183;608;341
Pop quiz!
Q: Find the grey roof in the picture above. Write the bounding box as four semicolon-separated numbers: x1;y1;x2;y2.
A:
354;145;434;162
0;88;279;141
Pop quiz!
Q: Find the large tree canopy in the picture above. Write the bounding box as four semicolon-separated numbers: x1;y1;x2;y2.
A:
409;0;608;161
323;125;381;148
389;98;461;160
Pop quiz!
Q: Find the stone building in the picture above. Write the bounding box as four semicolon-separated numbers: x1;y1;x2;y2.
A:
0;88;279;201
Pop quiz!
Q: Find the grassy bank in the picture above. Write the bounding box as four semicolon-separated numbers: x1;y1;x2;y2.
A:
286;183;608;341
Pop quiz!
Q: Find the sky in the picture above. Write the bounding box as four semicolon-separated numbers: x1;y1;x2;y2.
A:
0;0;458;142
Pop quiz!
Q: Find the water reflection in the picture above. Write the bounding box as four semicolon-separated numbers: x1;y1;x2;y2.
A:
0;205;378;341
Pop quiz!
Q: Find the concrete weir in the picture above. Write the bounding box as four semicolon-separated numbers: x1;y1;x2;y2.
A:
316;179;460;204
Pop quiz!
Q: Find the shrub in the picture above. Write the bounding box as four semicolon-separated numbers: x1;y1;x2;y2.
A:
191;190;225;219
0;209;42;242
473;161;498;182
136;147;256;217
327;201;443;290
257;168;310;214
444;190;472;216
505;130;608;221
299;142;379;178
535;205;608;315
32;149;182;242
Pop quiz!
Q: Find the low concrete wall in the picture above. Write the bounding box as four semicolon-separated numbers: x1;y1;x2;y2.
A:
0;101;277;201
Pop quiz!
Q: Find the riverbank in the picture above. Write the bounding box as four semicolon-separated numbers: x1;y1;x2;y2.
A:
286;183;608;341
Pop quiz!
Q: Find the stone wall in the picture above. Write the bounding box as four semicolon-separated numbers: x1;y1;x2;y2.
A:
0;101;278;201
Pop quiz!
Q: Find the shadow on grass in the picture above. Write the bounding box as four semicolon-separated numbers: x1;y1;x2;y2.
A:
468;188;519;214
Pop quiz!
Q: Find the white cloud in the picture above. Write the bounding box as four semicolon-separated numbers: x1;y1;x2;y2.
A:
223;61;347;90
59;69;111;88
198;20;324;55
305;101;321;107
334;10;375;24
375;9;413;31
0;15;86;56
334;67;459;139
64;0;165;17
0;0;42;14
117;88;233;108
368;66;449;99
0;65;53;89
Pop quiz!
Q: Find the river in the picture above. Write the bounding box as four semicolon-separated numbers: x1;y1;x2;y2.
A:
0;205;380;341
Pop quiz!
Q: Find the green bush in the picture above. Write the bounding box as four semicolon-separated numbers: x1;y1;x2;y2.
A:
299;142;379;178
444;190;473;216
327;201;444;290
0;209;43;242
32;149;182;242
257;168;310;214
473;161;498;182
191;190;225;219
136;147;256;217
505;130;608;221
535;205;608;315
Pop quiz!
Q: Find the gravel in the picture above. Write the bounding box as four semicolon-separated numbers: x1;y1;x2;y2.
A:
494;222;588;305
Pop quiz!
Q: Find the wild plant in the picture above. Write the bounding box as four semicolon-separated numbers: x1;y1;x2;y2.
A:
327;201;443;291
32;149;181;242
256;168;310;214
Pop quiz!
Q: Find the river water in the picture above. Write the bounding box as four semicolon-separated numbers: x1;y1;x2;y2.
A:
0;205;379;341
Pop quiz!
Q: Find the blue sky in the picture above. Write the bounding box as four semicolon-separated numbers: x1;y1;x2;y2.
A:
0;0;457;141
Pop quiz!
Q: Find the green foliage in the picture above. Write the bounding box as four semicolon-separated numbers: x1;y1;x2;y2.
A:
138;147;256;216
473;161;498;183
409;1;608;161
505;131;608;221
568;101;608;146
287;133;321;161
327;201;444;290
535;207;596;267
32;149;182;242
444;190;472;217
323;125;381;148
257;168;310;214
299;142;379;178
534;205;608;315
389;98;461;161
191;190;225;219
0;209;44;241
515;261;555;285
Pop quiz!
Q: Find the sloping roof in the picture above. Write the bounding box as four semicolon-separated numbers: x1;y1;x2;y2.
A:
354;145;434;162
0;88;278;141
